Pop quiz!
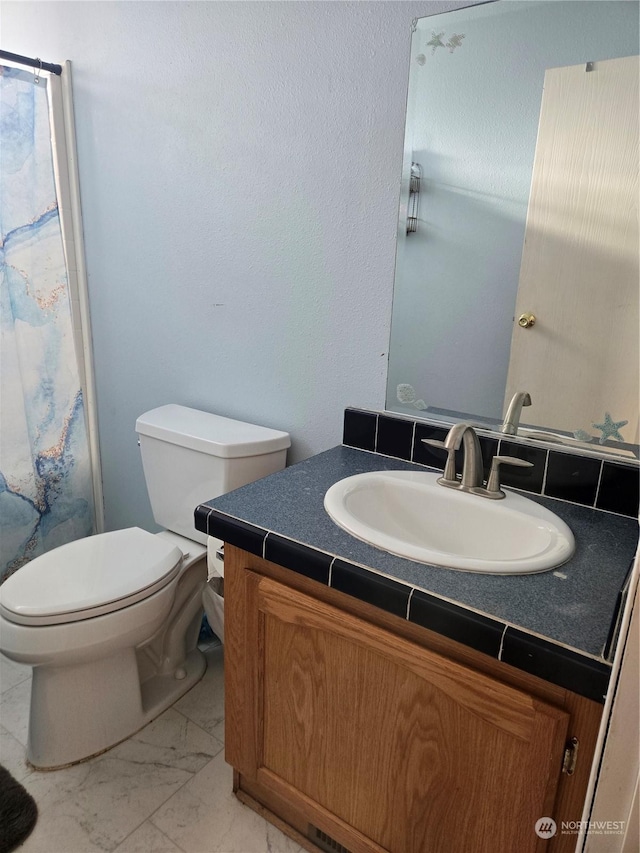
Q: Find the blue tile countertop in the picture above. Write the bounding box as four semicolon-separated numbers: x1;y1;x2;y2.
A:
195;446;638;703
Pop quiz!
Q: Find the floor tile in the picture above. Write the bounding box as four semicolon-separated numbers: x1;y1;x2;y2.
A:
15;705;223;852
0;641;306;853
109;707;224;773
151;751;304;853
0;653;31;694
173;645;225;738
0;724;33;782
0;676;31;744
22;749;193;851
18;810;110;853
113;821;184;852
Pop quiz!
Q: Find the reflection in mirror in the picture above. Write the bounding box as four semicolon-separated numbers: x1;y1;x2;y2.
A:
386;0;639;460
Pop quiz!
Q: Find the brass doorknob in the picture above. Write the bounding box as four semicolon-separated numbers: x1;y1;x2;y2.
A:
518;313;536;329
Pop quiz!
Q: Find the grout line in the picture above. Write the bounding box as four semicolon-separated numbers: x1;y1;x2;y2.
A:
337;441;636;514
593;459;605;508
328;557;336;586
498;624;508;661
406;588;415;620
148;822;190;853
0;667;32;697
540;448;550;495
377;412;639;468
142;713;227;849
493;478;636;517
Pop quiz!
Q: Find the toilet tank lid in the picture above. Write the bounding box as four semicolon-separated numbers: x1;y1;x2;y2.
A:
135;405;291;458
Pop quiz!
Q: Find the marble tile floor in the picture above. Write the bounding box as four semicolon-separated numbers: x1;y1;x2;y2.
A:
0;643;305;853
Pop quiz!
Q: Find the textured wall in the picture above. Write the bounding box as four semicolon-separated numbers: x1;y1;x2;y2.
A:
2;0;463;532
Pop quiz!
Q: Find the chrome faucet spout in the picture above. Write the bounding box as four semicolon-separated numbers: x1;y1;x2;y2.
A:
442;423;484;490
502;392;532;436
425;422;535;500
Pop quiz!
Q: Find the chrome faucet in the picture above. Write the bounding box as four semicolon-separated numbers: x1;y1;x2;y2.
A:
502;391;531;435
423;423;484;492
423;422;533;499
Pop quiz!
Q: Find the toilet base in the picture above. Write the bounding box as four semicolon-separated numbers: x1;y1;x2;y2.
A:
27;647;206;770
139;646;207;728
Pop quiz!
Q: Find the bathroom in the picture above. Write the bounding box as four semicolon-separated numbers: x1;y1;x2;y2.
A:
0;1;638;852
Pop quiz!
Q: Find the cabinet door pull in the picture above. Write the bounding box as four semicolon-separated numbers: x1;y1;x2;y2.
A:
562;736;579;775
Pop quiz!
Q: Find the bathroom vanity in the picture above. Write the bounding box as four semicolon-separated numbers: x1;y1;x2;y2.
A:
222;546;600;853
194;422;638;853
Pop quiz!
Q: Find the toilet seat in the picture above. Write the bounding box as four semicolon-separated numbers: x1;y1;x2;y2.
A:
0;527;183;627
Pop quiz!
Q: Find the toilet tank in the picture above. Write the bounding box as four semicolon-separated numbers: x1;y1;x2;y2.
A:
135;405;290;545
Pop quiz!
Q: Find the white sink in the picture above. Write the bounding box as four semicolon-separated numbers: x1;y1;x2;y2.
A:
324;470;575;574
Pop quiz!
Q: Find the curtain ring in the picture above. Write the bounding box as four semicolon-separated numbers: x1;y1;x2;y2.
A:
34;57;43;84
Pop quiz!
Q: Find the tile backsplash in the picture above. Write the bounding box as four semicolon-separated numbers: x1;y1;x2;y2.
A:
343;408;640;519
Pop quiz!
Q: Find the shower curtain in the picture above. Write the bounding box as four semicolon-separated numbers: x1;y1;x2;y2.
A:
0;65;95;580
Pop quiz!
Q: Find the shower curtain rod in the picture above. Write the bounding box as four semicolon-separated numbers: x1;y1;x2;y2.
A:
0;49;62;75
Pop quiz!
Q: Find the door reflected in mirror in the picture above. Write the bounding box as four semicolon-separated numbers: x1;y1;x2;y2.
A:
386;0;639;459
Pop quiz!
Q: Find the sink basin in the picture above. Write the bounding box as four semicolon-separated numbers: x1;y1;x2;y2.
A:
324;470;575;574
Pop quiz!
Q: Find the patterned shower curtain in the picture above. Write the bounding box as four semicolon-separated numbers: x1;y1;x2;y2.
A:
0;65;95;580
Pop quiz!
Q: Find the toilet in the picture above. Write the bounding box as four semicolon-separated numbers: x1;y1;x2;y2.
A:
0;404;290;769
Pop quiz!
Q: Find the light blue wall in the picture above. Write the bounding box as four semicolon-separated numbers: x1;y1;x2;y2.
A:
2;0;466;532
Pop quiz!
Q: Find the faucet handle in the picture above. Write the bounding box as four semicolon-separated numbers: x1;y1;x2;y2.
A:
485;455;534;497
422;439;457;484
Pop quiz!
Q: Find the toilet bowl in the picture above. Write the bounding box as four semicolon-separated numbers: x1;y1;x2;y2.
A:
0;405;290;769
0;528;207;769
203;536;225;643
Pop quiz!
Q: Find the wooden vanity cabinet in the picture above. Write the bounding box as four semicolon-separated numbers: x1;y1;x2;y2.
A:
224;546;603;853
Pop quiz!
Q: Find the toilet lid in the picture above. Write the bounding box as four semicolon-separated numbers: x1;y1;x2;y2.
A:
0;528;183;626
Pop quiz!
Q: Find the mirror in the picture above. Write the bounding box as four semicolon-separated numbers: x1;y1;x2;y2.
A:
386;0;639;460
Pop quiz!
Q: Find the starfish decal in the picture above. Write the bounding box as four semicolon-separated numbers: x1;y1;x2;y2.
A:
397;384;427;411
446;34;465;53
591;412;628;444
427;31;445;54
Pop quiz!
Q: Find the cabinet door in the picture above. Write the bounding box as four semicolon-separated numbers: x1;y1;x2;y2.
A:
230;573;569;853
